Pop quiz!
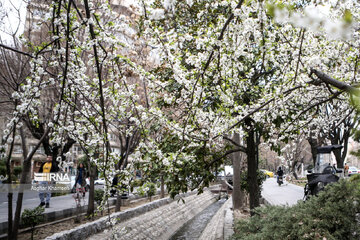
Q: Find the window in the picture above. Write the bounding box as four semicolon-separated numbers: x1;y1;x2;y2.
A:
29;145;45;154
109;133;117;140
72;146;83;155
13;145;23;154
111;147;120;153
36;147;45;154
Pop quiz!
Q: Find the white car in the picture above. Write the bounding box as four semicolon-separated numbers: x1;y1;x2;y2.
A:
94;178;105;185
348;166;360;176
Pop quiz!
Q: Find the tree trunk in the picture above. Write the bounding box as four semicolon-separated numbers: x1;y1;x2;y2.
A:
12;126;30;240
290;158;299;180
7;193;13;240
307;130;326;167
308;137;318;167
160;175;165;198
231;133;245;211
87;162;95;216
115;195;121;212
11;127;50;240
6;127;16;240
330;127;351;169
245;119;259;215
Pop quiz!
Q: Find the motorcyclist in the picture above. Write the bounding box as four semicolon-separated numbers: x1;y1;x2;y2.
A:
277;166;284;183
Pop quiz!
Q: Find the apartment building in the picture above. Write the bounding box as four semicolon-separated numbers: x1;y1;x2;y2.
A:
0;0;148;178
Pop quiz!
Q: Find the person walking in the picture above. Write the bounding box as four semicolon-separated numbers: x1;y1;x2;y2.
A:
344;163;349;177
277;166;284;183
74;163;87;197
38;155;58;208
110;174;118;197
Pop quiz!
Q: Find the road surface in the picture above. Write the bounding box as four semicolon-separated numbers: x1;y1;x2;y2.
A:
261;177;304;206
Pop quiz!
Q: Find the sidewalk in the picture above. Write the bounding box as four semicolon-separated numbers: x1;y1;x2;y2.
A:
0;190;119;236
0;192;80;221
261;177;304;206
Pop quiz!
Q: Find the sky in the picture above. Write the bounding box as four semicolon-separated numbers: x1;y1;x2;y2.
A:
0;0;139;44
0;0;27;43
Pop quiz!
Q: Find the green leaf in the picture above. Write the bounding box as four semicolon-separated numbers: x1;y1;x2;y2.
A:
343;9;353;24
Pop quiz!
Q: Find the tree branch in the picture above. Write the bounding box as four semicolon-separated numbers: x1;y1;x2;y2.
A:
0;43;33;58
208;148;246;167
310;69;360;96
223;136;246;152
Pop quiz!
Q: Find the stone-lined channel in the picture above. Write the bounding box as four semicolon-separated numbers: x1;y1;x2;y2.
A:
170;198;226;240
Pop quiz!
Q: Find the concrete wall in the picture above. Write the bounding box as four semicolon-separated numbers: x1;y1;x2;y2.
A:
45;186;218;240
199;196;233;240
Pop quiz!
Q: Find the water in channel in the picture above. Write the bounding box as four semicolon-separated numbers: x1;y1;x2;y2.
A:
170;198;227;240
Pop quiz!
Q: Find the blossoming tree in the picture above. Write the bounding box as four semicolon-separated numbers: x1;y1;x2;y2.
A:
1;0;360;237
135;0;360;211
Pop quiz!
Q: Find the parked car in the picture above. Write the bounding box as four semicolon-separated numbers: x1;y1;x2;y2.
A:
94;178;105;185
348;166;360;176
261;169;274;178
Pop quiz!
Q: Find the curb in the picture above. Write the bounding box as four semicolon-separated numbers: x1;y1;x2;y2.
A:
45;186;219;240
0;198;116;237
0;190;155;238
198;196;233;240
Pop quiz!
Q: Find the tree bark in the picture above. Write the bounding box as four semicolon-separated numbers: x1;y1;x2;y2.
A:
245;119;259;215
6;127;16;240
329;118;354;169
307;131;326;167
12;126;29;240
231;133;245;211
12;127;50;240
290;160;299;180
86;161;95;216
160;175;165;198
310;69;360;96
115;195;121;212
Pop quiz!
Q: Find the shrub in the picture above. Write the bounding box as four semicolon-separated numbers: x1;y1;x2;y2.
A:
0;159;6;178
232;176;360;240
94;188;105;205
239;170;267;194
13;166;22;177
130;179;143;190
136;182;157;201
21;206;45;240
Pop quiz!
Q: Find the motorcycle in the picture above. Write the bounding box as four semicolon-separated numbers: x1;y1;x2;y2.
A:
277;175;283;186
303;145;343;200
303;173;339;200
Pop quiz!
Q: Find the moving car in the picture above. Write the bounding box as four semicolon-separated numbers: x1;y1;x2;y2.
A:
261;169;274;178
348;166;360;176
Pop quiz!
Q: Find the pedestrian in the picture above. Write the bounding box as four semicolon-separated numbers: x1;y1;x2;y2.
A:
344;163;349;177
74;163;87;197
110;174;118;197
38;155;58;208
277;166;284;183
332;163;337;174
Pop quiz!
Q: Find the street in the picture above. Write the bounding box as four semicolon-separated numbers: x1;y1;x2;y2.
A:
0;184;106;222
0;190;39;204
261;177;304;206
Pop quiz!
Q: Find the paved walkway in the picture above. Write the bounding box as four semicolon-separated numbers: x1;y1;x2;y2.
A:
85;190;217;240
0;179;305;238
0;191;81;222
0;188;120;236
261;177;304;206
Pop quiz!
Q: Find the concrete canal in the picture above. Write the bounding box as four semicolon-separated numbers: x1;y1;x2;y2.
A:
170;198;227;240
